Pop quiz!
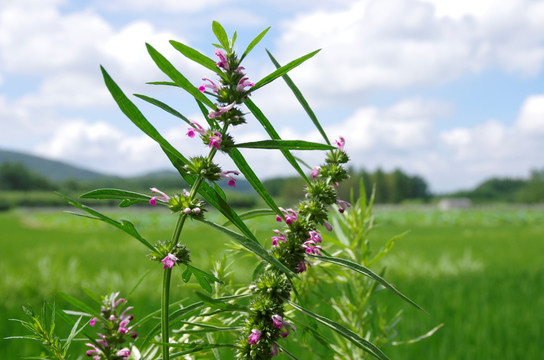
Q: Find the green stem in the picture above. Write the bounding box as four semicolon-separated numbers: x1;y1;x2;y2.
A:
161;267;172;360
159;121;231;359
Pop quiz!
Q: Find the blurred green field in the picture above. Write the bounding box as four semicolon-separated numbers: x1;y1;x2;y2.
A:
1;206;543;359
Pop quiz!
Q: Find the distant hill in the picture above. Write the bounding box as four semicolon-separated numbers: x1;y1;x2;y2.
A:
0;148;255;192
0;149;109;182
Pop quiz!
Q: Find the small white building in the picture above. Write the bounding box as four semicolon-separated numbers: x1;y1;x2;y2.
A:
438;198;472;210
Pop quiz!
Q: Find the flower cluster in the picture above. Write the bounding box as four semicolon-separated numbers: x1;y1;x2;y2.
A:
148;188;206;216
237;138;351;359
150;240;191;269
85;292;136;360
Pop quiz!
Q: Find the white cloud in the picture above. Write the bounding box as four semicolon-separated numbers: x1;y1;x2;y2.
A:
93;0;227;13
272;0;544;105
515;95;544;135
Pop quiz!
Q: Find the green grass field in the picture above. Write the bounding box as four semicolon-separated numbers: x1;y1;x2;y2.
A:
1;206;543;359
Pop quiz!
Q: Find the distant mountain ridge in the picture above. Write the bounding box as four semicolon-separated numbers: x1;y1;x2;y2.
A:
0;149;113;182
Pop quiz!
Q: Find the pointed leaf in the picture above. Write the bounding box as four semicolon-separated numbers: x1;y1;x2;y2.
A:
266;50;330;145
59;193;156;252
81;188;151;203
251;49;320;92
288;301;391;360
311;255;424;312
229;148;281;215
212;21;230;50
235;139;334;150
196;218;296;278
195;292;249;312
170;40;226;81
145;44;216;108
134;93;191;125
100;66;192;169
240;27;270;62
244;98;309;182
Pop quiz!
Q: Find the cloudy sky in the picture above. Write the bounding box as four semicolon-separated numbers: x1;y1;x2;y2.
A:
1;0;543;192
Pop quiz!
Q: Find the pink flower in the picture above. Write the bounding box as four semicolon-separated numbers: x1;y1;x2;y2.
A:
248;329;261;344
208;131;222;149
235;66;245;74
271;315;296;338
323;220;333;232
89;317;97;327
85;343;101;358
220;170;240;188
208;101;236;119
272;314;283;329
116;348;131;358
336;199;352;213
280;319;296;338
307;230;322;244
296;259;311;273
118;319;130;334
149;188;170;206
271;229;286;246
214;49;229;70
161;253;178;269
236;76;255;92
186;121;206;138
336;136;345;150
271;343;279;357
303;240;322;256
277;207;298;225
311;166;320;178
199;77;222;93
112;292;126;308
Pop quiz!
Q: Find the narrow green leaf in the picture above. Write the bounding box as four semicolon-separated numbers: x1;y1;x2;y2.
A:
245;98;309;182
288;301;391;360
240;27;270;62
212;21;230;50
196;218;296;278
145;43;216;109
311;255;425;312
229;148;281;215
162;147;265;246
100;66;192;169
266;50;330;145
187;264;223;284
134;93;191;125
392;323;444;346
235;139;334;150
170;40;226;80
175;322;242;334
195;292;249;312
222;209;275;226
251;49;320;92
59;293;99;318
59;193;156;252
81;188;150;202
147;81;178;86
63;316;83;351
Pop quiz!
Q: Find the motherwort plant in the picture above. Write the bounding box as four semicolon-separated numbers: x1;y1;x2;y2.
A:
14;22;423;360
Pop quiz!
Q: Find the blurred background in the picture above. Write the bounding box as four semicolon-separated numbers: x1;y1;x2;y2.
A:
1;0;543;359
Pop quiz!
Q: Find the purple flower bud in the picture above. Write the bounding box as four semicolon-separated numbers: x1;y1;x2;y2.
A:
248;329;261;344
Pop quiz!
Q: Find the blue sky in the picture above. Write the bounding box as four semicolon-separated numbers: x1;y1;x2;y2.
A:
1;0;543;192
